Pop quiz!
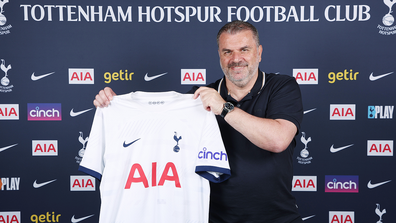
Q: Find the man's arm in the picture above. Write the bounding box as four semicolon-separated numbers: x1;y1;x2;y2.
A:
93;87;117;108
193;87;297;153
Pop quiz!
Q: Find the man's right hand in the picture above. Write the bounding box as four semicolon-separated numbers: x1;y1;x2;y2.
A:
93;87;117;108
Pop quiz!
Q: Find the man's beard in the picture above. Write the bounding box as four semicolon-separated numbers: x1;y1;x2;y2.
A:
222;61;256;88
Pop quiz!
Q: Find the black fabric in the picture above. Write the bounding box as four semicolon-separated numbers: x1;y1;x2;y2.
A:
190;71;304;223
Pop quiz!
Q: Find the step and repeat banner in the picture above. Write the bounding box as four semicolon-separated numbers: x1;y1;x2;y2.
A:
1;0;395;222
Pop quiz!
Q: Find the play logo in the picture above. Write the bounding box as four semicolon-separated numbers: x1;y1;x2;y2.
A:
325;175;359;193
28;103;62;121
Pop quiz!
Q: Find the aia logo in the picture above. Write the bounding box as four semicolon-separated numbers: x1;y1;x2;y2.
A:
32;140;58;156
0;104;18;120
181;69;206;85
27;103;62;121
293;69;318;85
70;176;95;191
329;211;354;223
325;175;359;193
368;105;394;119
0;212;21;223
330;104;355;120
69;68;94;84
292;176;317;191
367;140;393;156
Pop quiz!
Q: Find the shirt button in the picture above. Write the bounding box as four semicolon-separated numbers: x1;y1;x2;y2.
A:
237;104;241;107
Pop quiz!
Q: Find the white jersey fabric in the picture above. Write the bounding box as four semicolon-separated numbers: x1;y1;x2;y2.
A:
79;91;230;223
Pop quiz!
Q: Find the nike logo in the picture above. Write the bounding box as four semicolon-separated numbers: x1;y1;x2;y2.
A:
33;179;57;188
123;138;141;148
70;108;94;117
367;180;391;189
369;72;393;81
302;215;315;221
304;108;316;114
31;72;55;81
0;144;17;153
330;144;354;153
71;214;94;223
144;72;167;81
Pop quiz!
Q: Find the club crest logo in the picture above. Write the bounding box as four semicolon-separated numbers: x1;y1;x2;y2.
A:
297;132;313;164
0;0;12;35
0;59;13;92
378;0;396;35
75;131;89;164
375;203;386;223
173;131;182;152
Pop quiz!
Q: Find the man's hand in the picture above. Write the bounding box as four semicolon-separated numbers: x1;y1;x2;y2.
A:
193;87;225;115
93;87;117;108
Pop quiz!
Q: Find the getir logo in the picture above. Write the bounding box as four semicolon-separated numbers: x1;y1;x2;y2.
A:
1;177;20;191
367;140;393;156
31;212;61;223
328;69;358;84
181;69;206;85
70;176;95;191
325;175;358;193
0;212;21;223
292;176;317;191
368;105;394;119
69;68;94;84
32;140;58;156
28;103;62;121
329;211;354;223
293;69;318;85
330;104;355;120
0;104;19;120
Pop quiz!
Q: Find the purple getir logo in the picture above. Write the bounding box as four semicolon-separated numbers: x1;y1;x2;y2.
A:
325;175;359;193
28;103;62;121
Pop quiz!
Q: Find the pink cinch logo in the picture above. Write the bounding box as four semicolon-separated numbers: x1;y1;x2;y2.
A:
28;103;62;121
325;175;359;193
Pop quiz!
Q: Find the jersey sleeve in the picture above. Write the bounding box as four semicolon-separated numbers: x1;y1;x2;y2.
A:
195;111;231;183
78;107;106;180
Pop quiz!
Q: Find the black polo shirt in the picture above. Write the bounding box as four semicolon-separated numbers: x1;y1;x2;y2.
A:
190;70;304;223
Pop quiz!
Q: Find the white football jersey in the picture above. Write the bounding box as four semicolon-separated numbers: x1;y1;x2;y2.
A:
79;91;230;223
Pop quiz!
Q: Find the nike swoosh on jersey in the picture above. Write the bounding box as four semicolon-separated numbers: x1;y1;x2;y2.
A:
71;214;94;223
0;144;18;153
144;72;168;81
33;179;57;188
70;108;94;117
369;72;393;81
367;180;391;189
123;138;141;148
302;215;315;221
330;144;354;153
31;72;55;81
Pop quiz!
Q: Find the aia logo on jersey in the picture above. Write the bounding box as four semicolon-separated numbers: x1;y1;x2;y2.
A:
293;69;318;85
325;175;359;193
69;68;94;84
367;140;393;156
329;211;355;223
70;176;95;191
32;140;58;156
292;176;317;191
181;69;206;85
0;212;21;223
0;104;19;120
330;104;356;120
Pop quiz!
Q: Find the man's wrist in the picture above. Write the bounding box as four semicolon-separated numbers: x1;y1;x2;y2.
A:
221;102;234;118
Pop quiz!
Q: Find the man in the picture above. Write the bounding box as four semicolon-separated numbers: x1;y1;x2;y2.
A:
94;20;303;223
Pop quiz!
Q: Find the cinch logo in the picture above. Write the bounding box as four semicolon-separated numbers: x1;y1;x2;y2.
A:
368;105;394;119
70;176;95;191
28;103;62;121
104;70;134;84
0;104;19;120
69;68;94;84
367;140;393;156
293;69;318;85
198;147;228;161
32;140;58;156
1;177;20;191
328;69;359;83
330;104;355;120
181;69;206;85
0;212;21;223
325;175;358;193
292;176;317;191
329;211;355;223
31;212;61;223
125;162;181;189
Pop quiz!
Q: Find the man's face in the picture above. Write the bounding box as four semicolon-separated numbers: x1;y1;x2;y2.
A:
218;30;262;88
